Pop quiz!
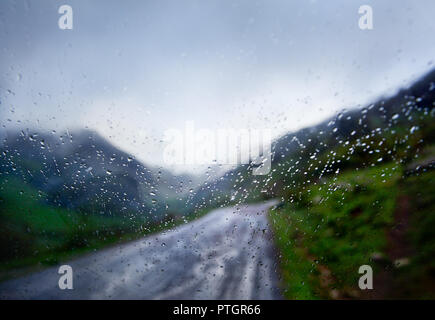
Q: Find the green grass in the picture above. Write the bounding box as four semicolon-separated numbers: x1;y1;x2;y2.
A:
269;163;403;299
393;169;435;299
0;176;214;281
270;153;435;299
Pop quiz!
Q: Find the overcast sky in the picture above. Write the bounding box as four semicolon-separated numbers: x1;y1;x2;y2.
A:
1;0;435;174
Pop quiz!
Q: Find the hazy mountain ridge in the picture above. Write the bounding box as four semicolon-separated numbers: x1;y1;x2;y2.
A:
192;68;435;206
0;129;190;219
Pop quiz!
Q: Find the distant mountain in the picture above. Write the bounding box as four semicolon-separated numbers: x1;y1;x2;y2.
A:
0;129;212;266
0;129;192;221
191;68;435;205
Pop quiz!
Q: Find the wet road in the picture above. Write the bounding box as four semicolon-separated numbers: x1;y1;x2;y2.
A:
0;201;282;299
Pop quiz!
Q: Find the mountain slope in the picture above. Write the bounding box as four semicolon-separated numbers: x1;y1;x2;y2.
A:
0;129;200;272
193;68;435;205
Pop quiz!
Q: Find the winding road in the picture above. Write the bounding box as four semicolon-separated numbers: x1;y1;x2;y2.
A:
0;201;282;299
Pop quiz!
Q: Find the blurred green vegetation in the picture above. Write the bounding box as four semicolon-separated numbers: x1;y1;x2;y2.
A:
265;70;435;299
269;157;435;299
0;176;212;280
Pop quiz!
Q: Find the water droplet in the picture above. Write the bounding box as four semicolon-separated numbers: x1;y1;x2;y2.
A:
410;126;418;134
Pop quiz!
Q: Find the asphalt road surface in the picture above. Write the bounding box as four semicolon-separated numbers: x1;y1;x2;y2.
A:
0;201;282;299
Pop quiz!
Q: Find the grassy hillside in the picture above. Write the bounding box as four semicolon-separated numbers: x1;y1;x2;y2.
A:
0;130;211;279
269;158;434;299
264;68;435;299
0;176;146;277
